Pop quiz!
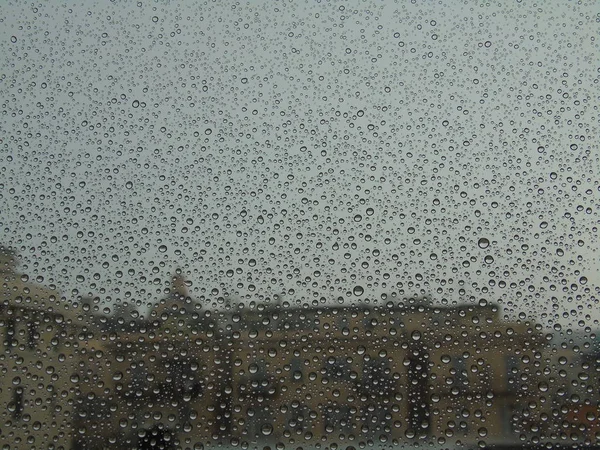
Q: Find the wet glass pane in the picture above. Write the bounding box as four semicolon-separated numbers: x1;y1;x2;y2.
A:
1;1;599;449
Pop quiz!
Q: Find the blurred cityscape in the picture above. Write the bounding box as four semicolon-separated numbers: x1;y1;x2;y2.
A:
1;246;599;450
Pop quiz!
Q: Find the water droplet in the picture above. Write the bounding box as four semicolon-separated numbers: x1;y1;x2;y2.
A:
261;424;273;436
353;285;364;296
477;237;490;249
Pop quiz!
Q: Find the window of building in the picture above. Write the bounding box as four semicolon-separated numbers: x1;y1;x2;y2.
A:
451;356;469;393
290;357;304;382
12;389;23;420
506;355;520;394
27;321;38;349
324;356;352;381
5;317;15;348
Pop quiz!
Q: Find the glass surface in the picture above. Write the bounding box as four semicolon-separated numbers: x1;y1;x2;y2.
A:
1;1;599;449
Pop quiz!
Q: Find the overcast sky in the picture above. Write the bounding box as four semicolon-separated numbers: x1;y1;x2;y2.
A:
1;0;598;329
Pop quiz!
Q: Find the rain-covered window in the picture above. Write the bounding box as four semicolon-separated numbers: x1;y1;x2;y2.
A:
1;1;599;449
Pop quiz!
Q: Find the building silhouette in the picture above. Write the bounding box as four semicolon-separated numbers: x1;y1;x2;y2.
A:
0;246;94;449
1;249;599;449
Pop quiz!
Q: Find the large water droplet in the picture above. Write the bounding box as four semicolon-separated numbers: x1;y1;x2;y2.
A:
477;238;490;249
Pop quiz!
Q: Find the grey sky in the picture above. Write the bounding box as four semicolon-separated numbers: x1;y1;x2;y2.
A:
0;0;598;329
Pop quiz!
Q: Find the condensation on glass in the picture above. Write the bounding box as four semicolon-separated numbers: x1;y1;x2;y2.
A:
0;1;598;449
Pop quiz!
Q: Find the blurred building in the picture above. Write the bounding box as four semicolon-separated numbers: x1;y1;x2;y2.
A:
74;284;556;449
225;297;547;449
2;251;598;449
538;330;600;446
72;271;226;449
0;246;86;449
